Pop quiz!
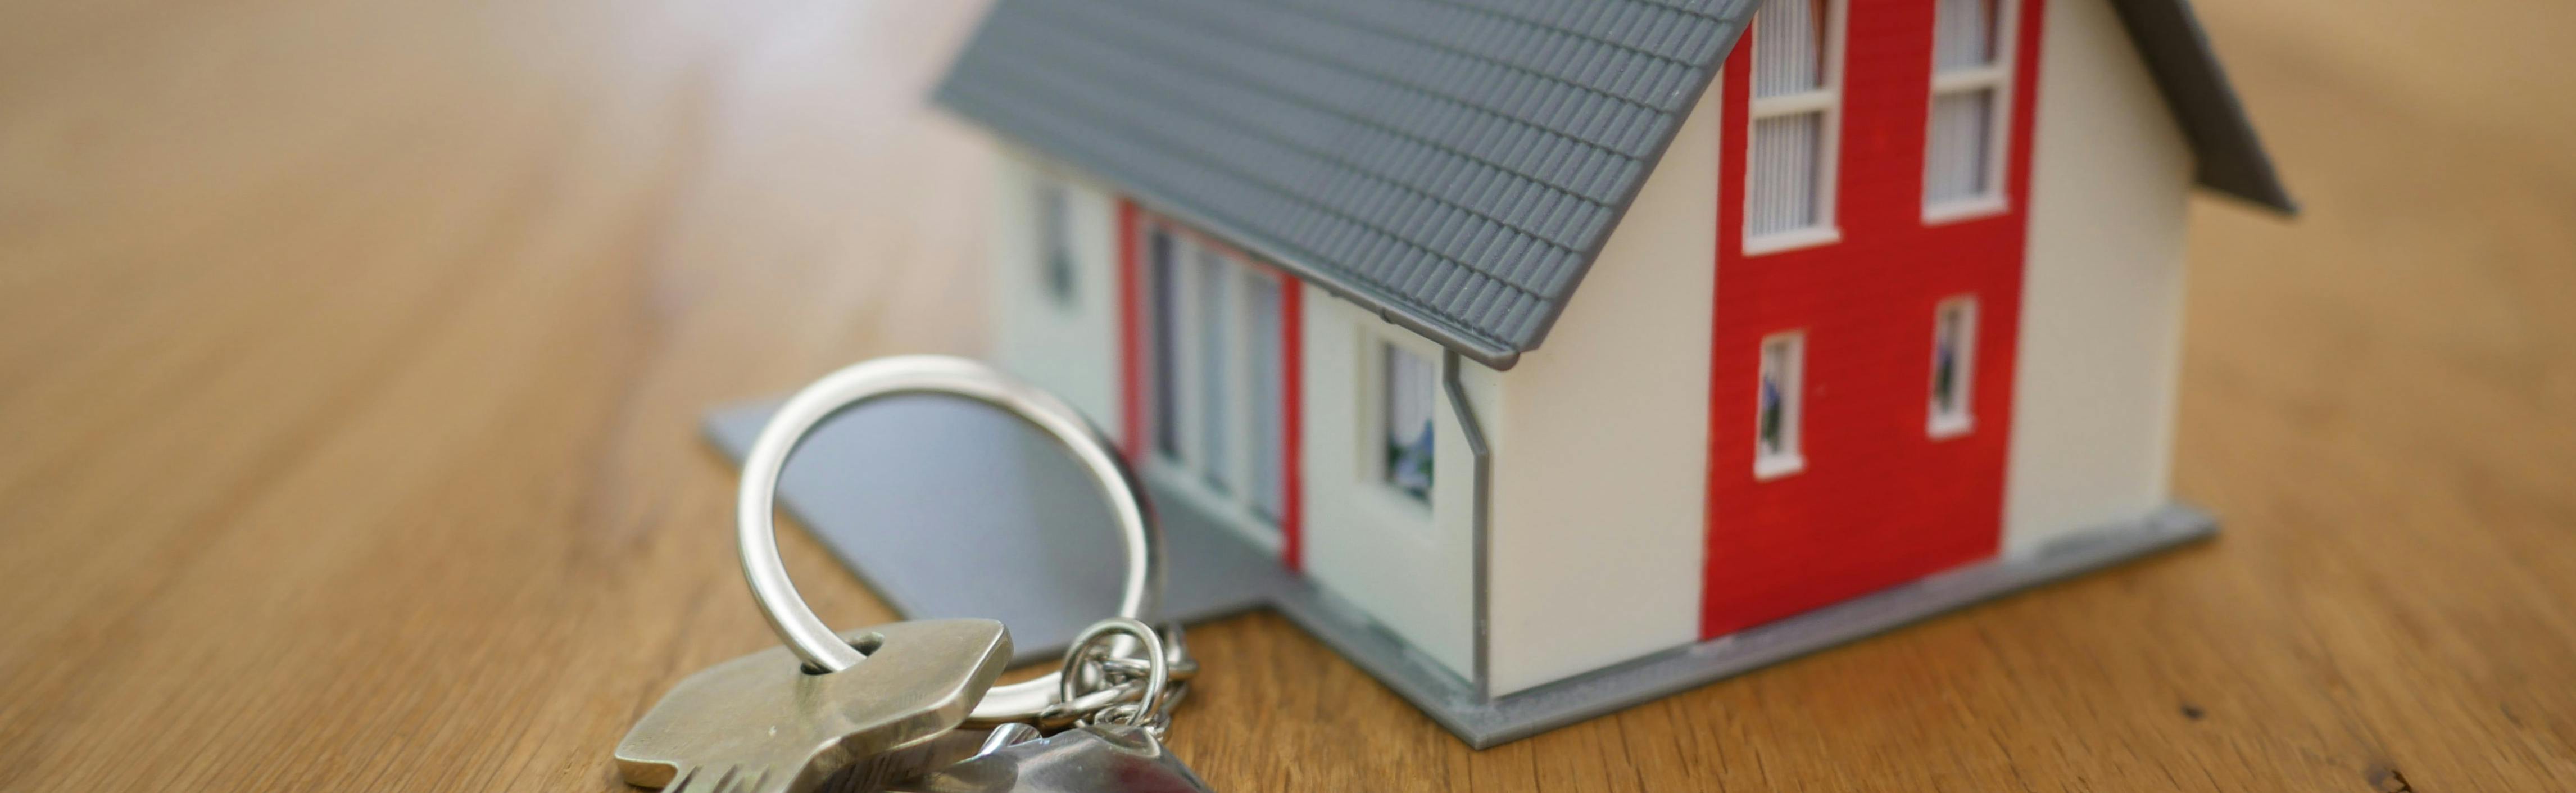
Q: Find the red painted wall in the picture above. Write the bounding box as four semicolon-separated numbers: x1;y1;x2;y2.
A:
1700;0;2047;638
1117;201;1306;570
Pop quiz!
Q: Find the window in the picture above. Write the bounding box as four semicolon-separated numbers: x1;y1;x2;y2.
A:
1746;0;1843;249
1754;332;1806;478
1245;275;1286;520
1149;229;1182;459
1195;247;1231;492
1929;296;1978;437
1039;180;1076;305
1924;0;2015;215
1381;342;1436;501
1145;222;1291;527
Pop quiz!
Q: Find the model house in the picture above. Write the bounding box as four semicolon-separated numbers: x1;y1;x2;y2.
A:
936;0;2290;724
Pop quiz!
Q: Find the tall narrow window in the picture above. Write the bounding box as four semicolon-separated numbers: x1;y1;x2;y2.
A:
1038;180;1076;305
1149;230;1181;459
1925;0;2014;214
1195;248;1233;492
1381;342;1436;501
1929;296;1979;437
1244;274;1286;520
1747;0;1842;247
1755;332;1807;478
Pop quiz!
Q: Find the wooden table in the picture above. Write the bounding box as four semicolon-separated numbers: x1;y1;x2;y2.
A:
4;1;2571;790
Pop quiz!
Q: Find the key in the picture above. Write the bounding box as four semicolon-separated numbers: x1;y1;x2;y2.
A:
615;619;1012;793
882;722;1216;793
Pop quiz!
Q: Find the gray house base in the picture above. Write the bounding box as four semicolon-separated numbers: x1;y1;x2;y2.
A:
705;397;2216;748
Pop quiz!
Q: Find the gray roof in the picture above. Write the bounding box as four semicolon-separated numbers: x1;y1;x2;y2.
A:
937;0;2291;369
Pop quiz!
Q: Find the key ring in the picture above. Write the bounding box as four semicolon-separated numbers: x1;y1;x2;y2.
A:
736;354;1163;723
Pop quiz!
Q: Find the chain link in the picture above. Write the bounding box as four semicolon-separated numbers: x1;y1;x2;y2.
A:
1033;619;1190;736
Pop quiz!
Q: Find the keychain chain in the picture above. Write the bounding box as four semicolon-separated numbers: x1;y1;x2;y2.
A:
1036;619;1193;740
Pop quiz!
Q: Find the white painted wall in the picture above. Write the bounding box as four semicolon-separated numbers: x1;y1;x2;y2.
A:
1480;83;1722;695
2007;0;2197;552
985;152;1123;437
1298;289;1482;679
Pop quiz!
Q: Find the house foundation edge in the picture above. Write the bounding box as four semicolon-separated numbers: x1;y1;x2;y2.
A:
1250;499;2217;749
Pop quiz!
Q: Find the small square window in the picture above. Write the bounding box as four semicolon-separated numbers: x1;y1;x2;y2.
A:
1381;342;1436;501
1755;332;1807;479
1929;297;1978;437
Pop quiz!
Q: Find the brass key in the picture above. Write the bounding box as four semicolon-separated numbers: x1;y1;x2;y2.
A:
615;619;1011;793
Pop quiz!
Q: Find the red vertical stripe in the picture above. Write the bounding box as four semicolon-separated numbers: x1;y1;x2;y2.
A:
1116;200;1145;462
1700;0;2043;639
1279;276;1305;572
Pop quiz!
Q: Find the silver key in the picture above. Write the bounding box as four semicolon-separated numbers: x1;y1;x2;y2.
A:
883;722;1216;793
615;619;1012;793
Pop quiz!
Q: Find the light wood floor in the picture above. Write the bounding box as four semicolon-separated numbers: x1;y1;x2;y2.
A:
2;0;2571;790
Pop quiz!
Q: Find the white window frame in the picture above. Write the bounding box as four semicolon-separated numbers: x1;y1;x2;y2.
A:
1363;327;1441;518
1743;0;1848;255
1754;331;1808;479
1928;296;1979;438
1922;0;2020;223
1144;221;1289;549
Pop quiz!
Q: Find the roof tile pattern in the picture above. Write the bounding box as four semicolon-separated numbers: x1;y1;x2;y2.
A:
939;0;1754;365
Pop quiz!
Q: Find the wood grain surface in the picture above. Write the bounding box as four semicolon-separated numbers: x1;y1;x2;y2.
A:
3;1;2572;790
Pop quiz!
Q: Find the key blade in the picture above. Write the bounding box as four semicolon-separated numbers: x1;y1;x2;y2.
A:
614;619;1011;792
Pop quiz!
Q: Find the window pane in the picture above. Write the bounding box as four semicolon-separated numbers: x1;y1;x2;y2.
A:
1040;182;1074;305
1925;89;1996;205
1150;230;1180;458
1754;0;1829;98
1930;298;1977;433
1382;343;1435;501
1245;276;1284;520
1934;0;2000;71
1749;112;1824;236
1756;334;1804;472
1196;250;1231;493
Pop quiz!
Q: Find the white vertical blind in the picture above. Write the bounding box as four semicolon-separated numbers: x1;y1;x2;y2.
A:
1926;0;2012;211
1924;90;1994;204
1934;0;1998;70
1748;0;1837;243
1754;0;1826;98
1245;274;1285;519
1748;115;1822;236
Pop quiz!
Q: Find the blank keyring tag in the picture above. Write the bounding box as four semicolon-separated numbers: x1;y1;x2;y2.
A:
736;354;1165;723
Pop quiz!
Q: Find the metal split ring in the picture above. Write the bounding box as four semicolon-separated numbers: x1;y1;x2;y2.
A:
734;355;1164;723
1055;618;1168;728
